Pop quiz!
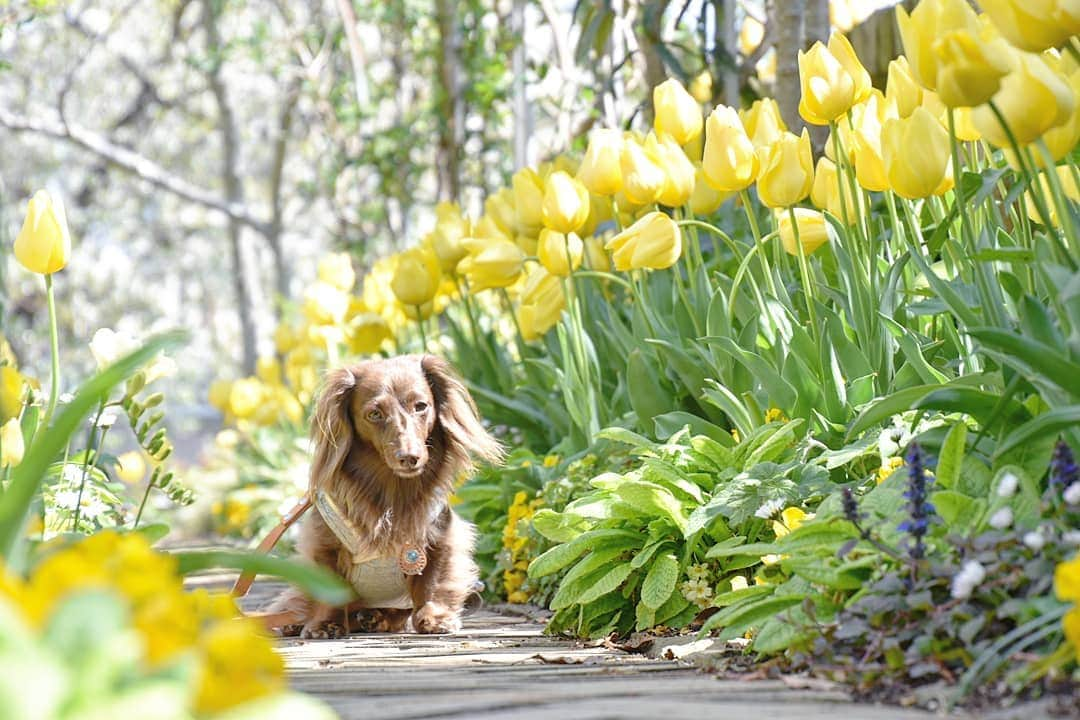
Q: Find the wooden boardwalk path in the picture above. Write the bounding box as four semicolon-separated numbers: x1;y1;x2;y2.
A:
180;576;1047;720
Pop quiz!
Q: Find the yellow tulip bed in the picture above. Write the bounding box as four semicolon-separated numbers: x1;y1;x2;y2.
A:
202;0;1080;702
3;0;1080;712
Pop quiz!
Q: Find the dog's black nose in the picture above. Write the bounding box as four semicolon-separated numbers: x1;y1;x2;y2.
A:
396;450;420;468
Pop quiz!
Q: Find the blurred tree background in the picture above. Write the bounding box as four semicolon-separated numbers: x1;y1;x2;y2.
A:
0;0;904;463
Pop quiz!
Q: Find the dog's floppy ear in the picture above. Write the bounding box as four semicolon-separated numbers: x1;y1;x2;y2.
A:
421;355;504;470
309;366;359;493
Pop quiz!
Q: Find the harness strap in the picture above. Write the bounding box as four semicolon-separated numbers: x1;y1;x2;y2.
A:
230;495;313;598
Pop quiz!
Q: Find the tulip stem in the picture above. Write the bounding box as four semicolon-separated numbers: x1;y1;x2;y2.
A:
41;273;61;431
987;100;1075;270
736;193;778;299
788;207;818;340
414;307;428;351
946;108;975;251
1033;139;1079;254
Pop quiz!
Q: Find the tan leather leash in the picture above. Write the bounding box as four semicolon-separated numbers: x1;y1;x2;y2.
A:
231;495;313;599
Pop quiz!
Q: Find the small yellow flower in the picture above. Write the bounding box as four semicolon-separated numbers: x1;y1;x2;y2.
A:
876;456;904;485
729;576;749;592
0;418;24;468
14;190;71;275
115;451;146;485
543;454;560;468
764;407;788;424
1055;554;1080;603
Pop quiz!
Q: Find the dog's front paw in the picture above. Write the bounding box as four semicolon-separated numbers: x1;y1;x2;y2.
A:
412;602;461;634
300;620;347;639
353;608;411;633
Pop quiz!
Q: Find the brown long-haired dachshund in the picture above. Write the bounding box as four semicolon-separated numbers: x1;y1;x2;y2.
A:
268;355;503;637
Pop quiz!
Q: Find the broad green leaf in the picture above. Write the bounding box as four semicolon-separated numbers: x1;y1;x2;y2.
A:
549;547;633;610
706;541;779;559
968;328;1080;398
640;553;679;610
936;422;968;490
776;520;857;552
847;385;937;440
175;550;353;606
595;426;657;450
528;528;641;578
615;481;688;533
996;406;1080;459
530;509;589;543
654;413;733;446
931;491;985;535
575;562;634;605
781;557;872;590
716;595;804;640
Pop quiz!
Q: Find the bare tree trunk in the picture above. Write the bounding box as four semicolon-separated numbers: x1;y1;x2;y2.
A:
773;0;805;132
435;0;462;203
636;0;672;123
267;79;300;305
511;0;528;169
203;0;257;374
804;0;829;47
717;0;739;106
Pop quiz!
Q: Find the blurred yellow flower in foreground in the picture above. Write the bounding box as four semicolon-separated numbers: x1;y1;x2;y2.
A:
1;366;28;422
0;418;24;468
973;49;1075;147
317;252;355;292
14;190;71;275
391;246;441;307
605;211;682;271
457;238;526;291
980;0;1080;52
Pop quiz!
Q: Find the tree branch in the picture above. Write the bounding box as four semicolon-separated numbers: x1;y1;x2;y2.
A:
0;108;272;235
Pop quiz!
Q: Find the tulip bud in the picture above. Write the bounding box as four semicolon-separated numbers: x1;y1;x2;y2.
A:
348;312;393;355
797;32;870;125
583;235;611;271
973;50;1076;147
702;105;759;192
457;238;526;292
811;157;864;222
538;229;583;277
391;246;441;307
431;202;471;273
604;211;682;271
14;190;71;275
577;129;624;196
689;165;731;216
1;366;27;423
517;266;567;341
777;208;831;257
512;168;545;236
740;98;787;148
882;106;953;199
653;134;696;208
620;135;667;206
1036;56;1080;164
688;70;713;104
0;417;24;468
541;171;590;234
849;91;893;192
755;129;815;208
653;78;703;145
933;20;1013;108
980;0;1080;53
485;188;517;237
887;56;923;119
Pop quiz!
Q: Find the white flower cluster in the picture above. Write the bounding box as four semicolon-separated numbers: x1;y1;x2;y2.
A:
951;559;986;600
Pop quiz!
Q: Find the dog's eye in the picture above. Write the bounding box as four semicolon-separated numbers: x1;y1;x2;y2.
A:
367;409;383;422
414;402;429;413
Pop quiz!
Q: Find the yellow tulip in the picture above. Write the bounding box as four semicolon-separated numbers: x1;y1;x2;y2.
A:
980;0;1080;52
882;106;954;199
887;56;924;118
974;50;1076;147
316;252;355;292
755;129;814;208
583;235;611;271
431;202;471;273
849;91;893;192
740;98;787;148
1019;52;1080;166
517;267;567;341
577;129;624;196
229;378;264;420
474;213;512;243
933;19;1013;108
208;379;232;414
0;417;24;468
797;32;870;125
653;134;696;208
541;171;590;234
653;78;703;145
689;165;731;215
702;104;759;192
537;229;583;277
348;312;393;354
302;282;350;325
256;357;282;386
457;238;526;291
896;0;956;90
485;188;517;237
777;208;830;257
740;15;765;56
1025;165;1080;226
811;157;864;222
688;70;713;104
1;366;27;422
620;135;667;206
391;246;442;307
605;211;682;271
273;323;298;354
14;190;71;275
516;233;539;257
115;451;146;485
512;168;545;235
